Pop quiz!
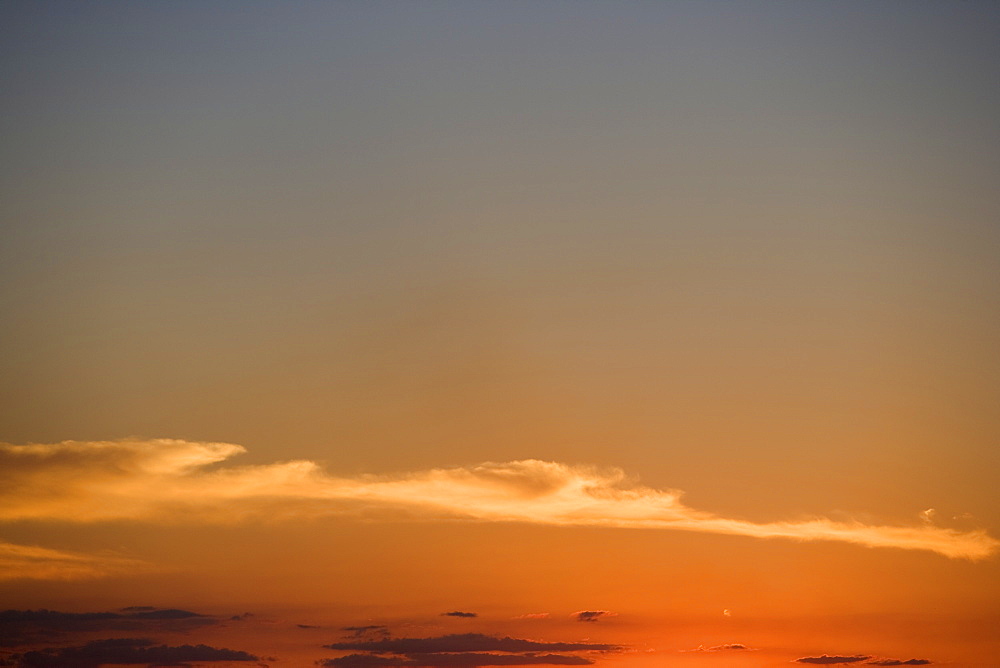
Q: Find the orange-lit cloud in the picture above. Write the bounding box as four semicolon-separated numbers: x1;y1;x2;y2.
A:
680;643;756;653
0;540;155;581
2;440;997;561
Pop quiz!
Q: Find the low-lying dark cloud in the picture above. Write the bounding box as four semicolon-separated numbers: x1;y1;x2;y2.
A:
796;657;871;665
572;611;612;623
325;634;621;654
795;656;932;666
12;637;258;667
0;608;216;647
0;608;205;624
321;654;593;667
126;608;204;620
321;633;621;668
442;611;478;618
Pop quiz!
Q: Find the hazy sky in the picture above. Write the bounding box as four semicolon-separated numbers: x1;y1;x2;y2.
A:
1;2;999;667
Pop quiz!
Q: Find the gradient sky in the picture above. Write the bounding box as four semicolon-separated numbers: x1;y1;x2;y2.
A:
1;2;999;667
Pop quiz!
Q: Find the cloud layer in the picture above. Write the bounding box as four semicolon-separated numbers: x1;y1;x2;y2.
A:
0;541;155;581
13;637;258;667
0;608;220;651
2;440;996;561
320;633;619;667
325;633;621;654
795;657;931;666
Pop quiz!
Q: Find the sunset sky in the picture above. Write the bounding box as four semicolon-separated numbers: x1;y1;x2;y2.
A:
2;2;999;667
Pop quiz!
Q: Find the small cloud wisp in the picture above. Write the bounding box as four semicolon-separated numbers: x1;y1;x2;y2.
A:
0;540;156;581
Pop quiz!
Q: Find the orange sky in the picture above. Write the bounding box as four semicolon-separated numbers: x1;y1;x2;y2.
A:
1;2;999;667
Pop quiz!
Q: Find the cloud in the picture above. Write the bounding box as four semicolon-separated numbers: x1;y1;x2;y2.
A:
12;637;257;667
321;655;592;667
2;440;996;560
321;634;618;668
442;612;478;618
0;609;206;624
325;633;621;654
681;643;755;652
322;657;409;667
795;657;871;665
795;656;933;666
0;540;155;581
572;611;613;623
342;626;391;639
0;608;217;648
513;613;549;620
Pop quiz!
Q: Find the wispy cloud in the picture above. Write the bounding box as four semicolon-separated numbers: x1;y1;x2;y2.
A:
0;540;155;581
2;440;996;560
0;608;218;648
321;653;594;666
572;611;614;623
13;637;258;667
324;633;621;654
342;625;391;639
320;633;620;667
681;643;755;652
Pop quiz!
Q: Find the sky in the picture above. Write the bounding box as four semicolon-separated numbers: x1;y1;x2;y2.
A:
1;1;999;666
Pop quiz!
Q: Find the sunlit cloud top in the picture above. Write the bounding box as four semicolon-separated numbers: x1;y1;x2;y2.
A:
1;440;996;561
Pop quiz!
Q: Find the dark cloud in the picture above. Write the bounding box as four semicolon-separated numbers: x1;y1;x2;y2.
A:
342;625;391;639
795;656;932;666
322;657;408;667
442;612;478;618
0;608;204;623
13;637;257;667
0;608;217;648
321;654;592;667
572;611;611;623
128;609;204;620
796;657;871;665
325;633;621;654
298;624;321;629
682;643;755;652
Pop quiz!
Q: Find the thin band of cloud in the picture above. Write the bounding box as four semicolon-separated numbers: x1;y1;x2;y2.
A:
0;540;156;581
